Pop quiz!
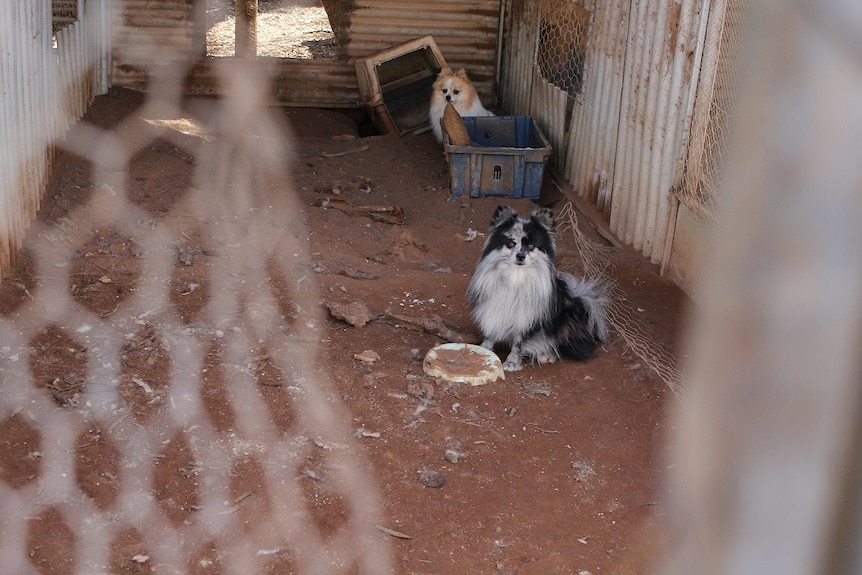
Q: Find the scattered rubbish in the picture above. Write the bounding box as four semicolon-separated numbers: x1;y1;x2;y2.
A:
234;489;257;504
523;381;552;397
320;144;370;158
312;197;405;225
354;350;380;363
316;176;373;195
573;460;597;483
462;228;479;242
312;437;348;451
326;300;375;327
177;246;201;266
256;548;285;556
383;311;470;342
418;469;446;488
131;376;153;394
444;449;461;464
406;378;435;401
376;525;413;539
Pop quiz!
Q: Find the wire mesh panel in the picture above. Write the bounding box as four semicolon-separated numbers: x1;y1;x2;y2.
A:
527;0;592;168
679;0;750;220
659;2;862;571
0;49;394;573
535;0;591;102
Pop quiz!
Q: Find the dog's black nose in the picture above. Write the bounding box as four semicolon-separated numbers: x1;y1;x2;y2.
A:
445;95;451;101
515;252;526;263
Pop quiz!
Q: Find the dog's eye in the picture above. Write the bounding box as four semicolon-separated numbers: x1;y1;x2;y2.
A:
505;239;516;249
442;88;448;94
453;89;460;95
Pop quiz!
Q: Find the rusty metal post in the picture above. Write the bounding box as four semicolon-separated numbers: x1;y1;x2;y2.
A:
235;0;257;57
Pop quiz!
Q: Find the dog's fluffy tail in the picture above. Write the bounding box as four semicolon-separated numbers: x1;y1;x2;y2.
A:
556;273;610;360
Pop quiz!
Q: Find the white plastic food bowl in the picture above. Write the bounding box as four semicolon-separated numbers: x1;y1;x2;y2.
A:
423;343;505;386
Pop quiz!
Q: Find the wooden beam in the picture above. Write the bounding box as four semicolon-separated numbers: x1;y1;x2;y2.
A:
235;0;257;57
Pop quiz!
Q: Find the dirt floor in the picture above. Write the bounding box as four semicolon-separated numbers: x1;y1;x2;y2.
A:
0;86;688;574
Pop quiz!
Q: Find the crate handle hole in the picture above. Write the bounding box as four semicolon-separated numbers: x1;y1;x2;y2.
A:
493;165;502;180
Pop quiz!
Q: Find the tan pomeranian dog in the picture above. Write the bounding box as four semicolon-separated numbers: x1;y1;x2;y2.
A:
429;67;494;143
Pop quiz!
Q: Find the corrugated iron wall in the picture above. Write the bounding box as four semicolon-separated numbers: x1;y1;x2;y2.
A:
564;0;628;219
111;0;360;107
666;0;744;293
111;0;501;108
0;0;111;280
335;0;502;103
112;0;196;83
610;0;706;263
502;0;712;267
499;0;535;116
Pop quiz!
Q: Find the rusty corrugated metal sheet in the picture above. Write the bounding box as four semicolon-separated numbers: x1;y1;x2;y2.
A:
1;0;110;280
112;0;195;86
1;0;50;276
565;0;628;217
609;0;706;263
180;58;361;108
112;0;501;108
499;0;536;116
501;0;712;269
336;0;501;104
111;0;361;106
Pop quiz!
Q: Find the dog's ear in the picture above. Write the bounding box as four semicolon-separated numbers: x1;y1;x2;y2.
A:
454;68;469;80
490;205;516;228
438;67;452;77
531;208;556;232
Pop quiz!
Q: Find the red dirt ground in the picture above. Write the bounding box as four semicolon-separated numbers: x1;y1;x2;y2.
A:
0;87;688;574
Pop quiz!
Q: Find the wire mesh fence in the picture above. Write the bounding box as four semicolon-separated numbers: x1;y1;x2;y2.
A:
557;202;685;401
0;57;394;574
535;0;590;100
531;0;592;157
678;0;750;220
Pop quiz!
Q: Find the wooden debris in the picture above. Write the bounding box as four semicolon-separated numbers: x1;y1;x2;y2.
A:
234;489;257;504
376;525;413;539
383;310;471;342
320;144;370;158
312;197;405;225
338;266;379;280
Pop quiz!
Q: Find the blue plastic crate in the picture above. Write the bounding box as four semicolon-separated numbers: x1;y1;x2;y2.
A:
443;116;552;199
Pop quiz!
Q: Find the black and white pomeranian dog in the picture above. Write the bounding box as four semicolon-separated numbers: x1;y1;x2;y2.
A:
467;205;609;372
